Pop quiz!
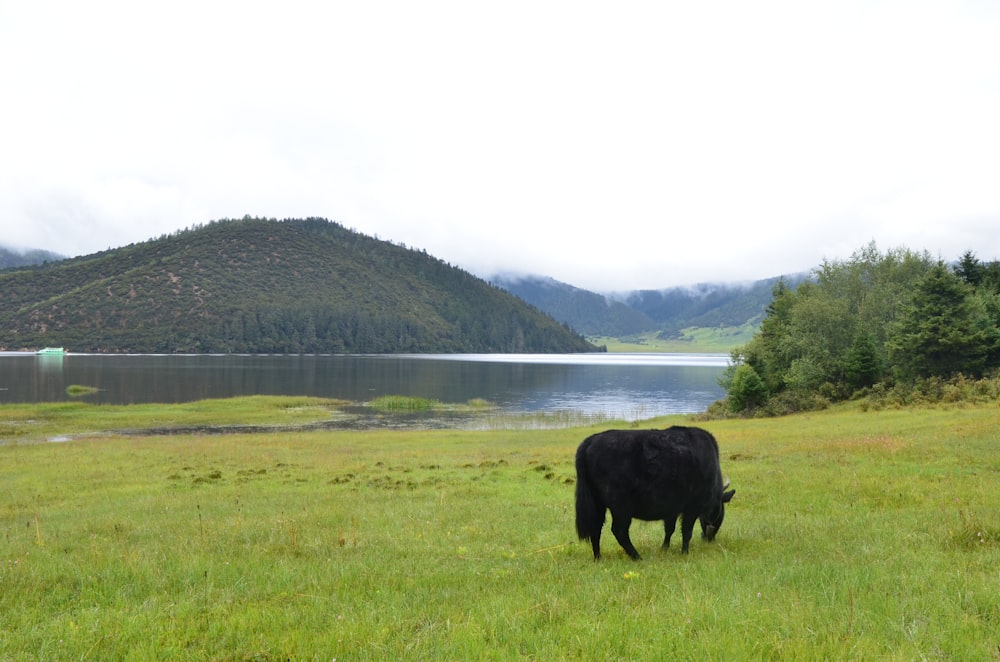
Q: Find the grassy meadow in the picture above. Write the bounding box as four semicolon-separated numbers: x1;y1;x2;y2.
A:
592;325;756;353
1;399;999;660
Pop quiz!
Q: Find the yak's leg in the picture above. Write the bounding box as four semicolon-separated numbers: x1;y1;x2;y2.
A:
589;525;603;560
610;512;642;560
661;515;678;550
679;513;698;554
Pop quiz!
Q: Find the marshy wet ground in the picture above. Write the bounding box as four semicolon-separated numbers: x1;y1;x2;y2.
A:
60;404;625;442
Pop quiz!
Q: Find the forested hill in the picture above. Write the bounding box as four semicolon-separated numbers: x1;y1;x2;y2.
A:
0;217;597;354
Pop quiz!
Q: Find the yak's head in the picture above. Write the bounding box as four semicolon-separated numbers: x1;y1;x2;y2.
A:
700;480;736;541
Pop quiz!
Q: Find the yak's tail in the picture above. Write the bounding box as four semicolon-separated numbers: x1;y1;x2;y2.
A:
575;438;605;540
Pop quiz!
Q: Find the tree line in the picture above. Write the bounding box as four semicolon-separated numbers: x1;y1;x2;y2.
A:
720;243;1000;415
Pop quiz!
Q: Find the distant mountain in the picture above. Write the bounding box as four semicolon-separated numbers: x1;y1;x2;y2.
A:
492;273;808;337
0;246;65;270
0;217;597;354
621;276;808;335
490;275;655;336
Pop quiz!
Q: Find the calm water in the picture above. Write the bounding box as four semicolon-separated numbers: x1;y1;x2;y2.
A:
0;353;728;420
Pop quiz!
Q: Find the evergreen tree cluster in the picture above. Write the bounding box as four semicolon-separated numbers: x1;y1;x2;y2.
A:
0;217;596;354
721;243;1000;415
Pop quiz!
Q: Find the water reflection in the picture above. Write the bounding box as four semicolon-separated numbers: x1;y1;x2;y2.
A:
0;353;728;419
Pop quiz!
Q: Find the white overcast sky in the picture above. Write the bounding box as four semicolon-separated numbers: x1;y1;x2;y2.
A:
2;1;999;291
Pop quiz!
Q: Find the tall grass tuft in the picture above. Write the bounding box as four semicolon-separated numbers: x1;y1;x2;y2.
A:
65;384;99;397
368;395;437;411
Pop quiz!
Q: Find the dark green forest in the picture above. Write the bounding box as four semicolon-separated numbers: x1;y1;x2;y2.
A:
720;243;1000;415
0;217;596;354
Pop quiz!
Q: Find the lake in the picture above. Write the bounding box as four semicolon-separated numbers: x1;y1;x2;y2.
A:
0;353;729;421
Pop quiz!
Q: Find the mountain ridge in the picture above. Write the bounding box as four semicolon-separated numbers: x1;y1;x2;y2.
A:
491;272;808;339
4;226;808;351
487;274;656;337
0;218;596;354
0;246;65;271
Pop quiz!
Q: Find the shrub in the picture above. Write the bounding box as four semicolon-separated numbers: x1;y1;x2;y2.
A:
727;364;767;413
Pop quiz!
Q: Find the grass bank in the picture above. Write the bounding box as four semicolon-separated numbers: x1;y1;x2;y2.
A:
1;401;998;659
0;395;352;442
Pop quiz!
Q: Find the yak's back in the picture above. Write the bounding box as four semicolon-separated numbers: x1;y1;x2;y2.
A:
579;426;722;495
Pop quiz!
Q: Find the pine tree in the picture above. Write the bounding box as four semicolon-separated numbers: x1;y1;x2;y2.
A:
953;250;984;286
888;263;990;378
843;332;882;389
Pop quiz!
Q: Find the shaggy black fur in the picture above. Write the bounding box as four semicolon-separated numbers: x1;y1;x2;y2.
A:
575;425;735;560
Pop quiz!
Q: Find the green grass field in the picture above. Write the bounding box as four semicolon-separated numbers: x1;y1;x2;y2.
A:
592;325;756;353
2;399;998;659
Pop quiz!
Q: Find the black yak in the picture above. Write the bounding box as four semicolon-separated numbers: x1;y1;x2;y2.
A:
575;425;735;560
